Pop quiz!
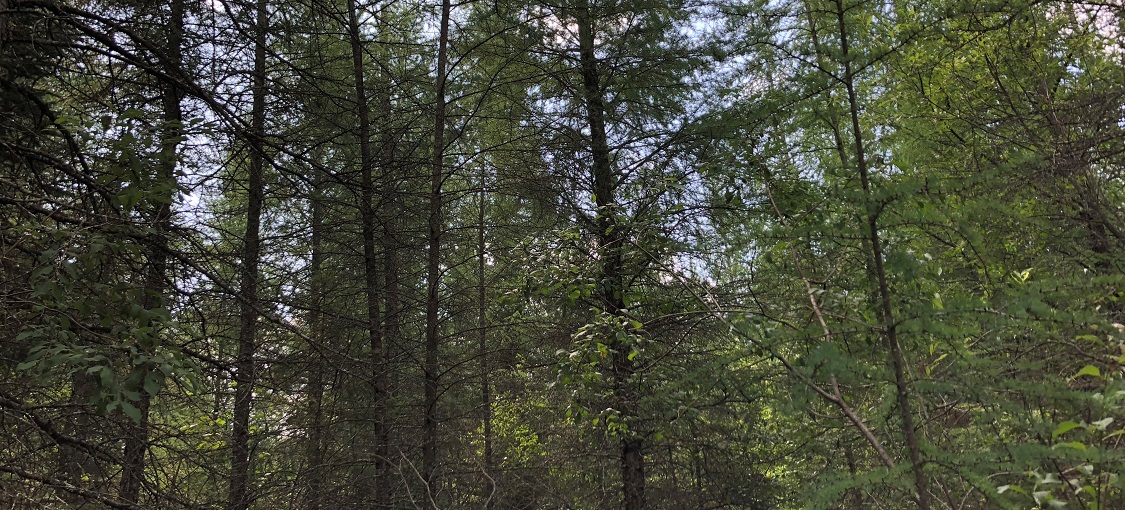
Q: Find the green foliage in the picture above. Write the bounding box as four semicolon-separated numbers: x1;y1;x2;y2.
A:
3;0;1123;508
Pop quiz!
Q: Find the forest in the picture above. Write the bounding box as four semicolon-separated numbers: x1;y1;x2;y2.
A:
1;0;1124;508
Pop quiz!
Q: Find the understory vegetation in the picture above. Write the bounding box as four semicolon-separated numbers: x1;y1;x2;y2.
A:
1;0;1124;508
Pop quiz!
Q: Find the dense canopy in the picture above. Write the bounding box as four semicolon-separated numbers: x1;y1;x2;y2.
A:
1;0;1123;509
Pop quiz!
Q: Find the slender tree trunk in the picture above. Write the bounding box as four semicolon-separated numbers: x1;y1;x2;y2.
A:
346;1;388;506
832;2;929;509
304;331;326;510
667;445;678;498
842;440;864;509
0;0;8;43
575;3;644;509
423;0;451;500
477;166;494;509
58;372;102;505
377;80;397;510
227;1;267;508
303;169;327;510
119;1;183;503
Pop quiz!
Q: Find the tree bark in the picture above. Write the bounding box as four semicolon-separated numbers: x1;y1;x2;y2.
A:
227;1;267;508
377;74;398;510
423;0;451;501
119;0;183;503
58;372;103;506
575;3;645;509
477;165;494;509
346;1;388;506
832;1;929;508
303;168;327;510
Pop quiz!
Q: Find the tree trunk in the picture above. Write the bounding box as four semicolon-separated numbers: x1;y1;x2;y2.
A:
58;372;103;506
575;3;645;509
119;0;183;503
303;168;327;510
832;1;929;508
227;1;267;508
842;439;864;509
423;0;451;501
377;79;398;510
477;166;494;509
345;1;388;506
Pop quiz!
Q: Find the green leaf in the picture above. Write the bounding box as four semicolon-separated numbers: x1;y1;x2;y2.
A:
1053;441;1087;451
143;372;162;396
98;366;114;389
1052;421;1082;439
999;484;1027;495
121;401;142;423
1072;365;1101;379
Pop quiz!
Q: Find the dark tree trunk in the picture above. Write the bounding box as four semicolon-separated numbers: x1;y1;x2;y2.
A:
227;1;267;509
377;82;397;509
303;169;327;510
575;3;645;509
832;1;929;508
58;372;103;506
477;166;494;509
346;1;388;506
119;0;183;503
423;0;451;500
